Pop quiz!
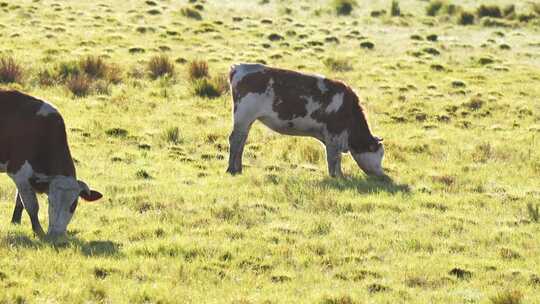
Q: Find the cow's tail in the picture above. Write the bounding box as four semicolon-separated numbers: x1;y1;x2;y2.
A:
228;65;238;110
229;64;238;85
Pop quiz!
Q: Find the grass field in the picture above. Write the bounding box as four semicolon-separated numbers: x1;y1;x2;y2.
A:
0;0;540;303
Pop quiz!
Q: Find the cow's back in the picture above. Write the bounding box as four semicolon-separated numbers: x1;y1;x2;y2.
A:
230;64;367;140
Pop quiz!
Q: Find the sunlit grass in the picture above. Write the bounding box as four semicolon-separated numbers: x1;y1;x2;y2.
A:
0;0;539;303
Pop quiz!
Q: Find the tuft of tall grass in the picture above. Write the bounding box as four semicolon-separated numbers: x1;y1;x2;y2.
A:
105;63;123;84
148;54;175;79
188;60;209;80
426;0;444;16
129;65;146;79
180;7;202;20
93;79;111;95
56;61;81;80
532;3;540;15
458;11;475;25
390;0;401;17
477;4;502;18
319;295;356;304
186;60;228;99
0;57;24;83
503;5;515;18
324;58;353;72
211;73;230;95
163;126;181;145
332;0;357;16
527;203;539;222
445;4;459;15
66;74;92;97
80;56;108;79
192;78;221;99
37;67;57;86
489;290;523;304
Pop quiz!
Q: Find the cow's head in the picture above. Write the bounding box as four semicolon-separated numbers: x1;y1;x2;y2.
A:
351;136;385;176
47;177;102;236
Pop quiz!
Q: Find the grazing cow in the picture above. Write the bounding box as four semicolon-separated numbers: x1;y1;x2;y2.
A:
227;63;384;177
0;90;103;236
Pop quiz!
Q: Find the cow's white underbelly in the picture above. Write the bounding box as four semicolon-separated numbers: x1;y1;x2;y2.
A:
259;115;324;138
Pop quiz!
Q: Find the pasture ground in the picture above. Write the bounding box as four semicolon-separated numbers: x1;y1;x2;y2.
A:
0;0;539;303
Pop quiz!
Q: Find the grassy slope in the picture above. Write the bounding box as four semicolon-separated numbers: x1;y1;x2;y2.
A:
0;0;539;303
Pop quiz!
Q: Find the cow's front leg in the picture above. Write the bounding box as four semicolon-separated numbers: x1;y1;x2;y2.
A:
325;144;343;178
11;190;24;224
15;183;45;237
227;124;252;175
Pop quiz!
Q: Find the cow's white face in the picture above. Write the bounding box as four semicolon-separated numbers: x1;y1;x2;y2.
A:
352;144;385;176
47;176;80;236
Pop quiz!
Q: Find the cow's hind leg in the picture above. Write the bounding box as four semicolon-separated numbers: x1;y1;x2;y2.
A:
11;190;24;224
325;144;343;178
227;123;253;175
15;183;45;237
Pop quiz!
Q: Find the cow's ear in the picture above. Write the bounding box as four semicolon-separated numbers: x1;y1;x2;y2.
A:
78;180;103;202
80;190;103;202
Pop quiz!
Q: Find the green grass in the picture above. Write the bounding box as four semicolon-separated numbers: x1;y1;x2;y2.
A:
0;0;540;303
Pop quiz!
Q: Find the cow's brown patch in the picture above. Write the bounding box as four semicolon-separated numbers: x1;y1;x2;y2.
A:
270;69;317;120
0;90;77;186
233;71;272;112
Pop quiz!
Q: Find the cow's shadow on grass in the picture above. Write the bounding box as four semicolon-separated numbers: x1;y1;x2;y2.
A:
1;231;122;257
319;174;411;195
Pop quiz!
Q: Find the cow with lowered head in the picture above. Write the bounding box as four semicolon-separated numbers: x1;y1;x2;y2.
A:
227;63;385;177
0;90;102;237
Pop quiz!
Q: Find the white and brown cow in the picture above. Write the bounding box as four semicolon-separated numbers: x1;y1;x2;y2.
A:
0;90;102;237
227;63;384;177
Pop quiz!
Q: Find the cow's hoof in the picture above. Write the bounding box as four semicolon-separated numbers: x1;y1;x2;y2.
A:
329;173;344;179
34;228;46;239
226;168;242;175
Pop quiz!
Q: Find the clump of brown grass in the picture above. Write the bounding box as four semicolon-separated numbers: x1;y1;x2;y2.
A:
527;203;540;222
332;0;357;16
458;10;475;25
148;54;175;79
477;4;502;18
105;63;123;84
188;60;209;80
0;57;24;83
489;290;523;304
192;78;221;99
180;7;202;20
66;74;92;97
186;60;229;99
532;3;540;15
390;0;401;17
211;73;230;94
80;56;108;79
37;67;57;86
324;58;353;72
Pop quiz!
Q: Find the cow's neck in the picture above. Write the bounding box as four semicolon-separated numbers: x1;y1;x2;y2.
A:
348;105;375;151
47;145;77;178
